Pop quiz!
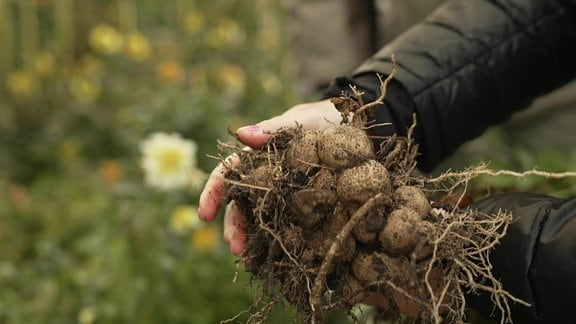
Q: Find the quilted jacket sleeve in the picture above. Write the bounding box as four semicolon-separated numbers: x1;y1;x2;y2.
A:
324;0;576;172
467;193;576;323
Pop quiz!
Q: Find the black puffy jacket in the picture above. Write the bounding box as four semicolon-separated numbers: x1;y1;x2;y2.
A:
325;0;576;322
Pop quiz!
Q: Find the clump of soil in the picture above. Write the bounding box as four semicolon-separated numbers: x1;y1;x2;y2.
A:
220;63;524;323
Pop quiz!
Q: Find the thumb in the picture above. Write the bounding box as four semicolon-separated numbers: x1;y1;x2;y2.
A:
234;125;268;148
235;99;341;148
234;117;291;148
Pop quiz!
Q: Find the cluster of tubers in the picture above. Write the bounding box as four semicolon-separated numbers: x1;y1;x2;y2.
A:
284;124;434;278
225;91;438;322
222;70;520;323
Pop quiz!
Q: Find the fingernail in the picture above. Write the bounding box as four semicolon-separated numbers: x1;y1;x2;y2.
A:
236;125;261;135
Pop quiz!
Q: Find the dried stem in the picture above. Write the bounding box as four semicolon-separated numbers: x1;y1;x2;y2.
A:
356;54;398;115
428;163;576;187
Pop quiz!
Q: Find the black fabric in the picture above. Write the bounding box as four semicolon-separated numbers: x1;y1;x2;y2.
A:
468;193;576;323
324;0;576;172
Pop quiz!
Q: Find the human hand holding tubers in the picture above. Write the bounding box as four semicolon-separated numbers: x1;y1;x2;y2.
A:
198;99;342;254
202;61;522;324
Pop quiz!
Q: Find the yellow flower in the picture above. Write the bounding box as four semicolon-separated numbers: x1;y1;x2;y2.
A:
170;205;201;234
191;225;219;251
183;10;205;34
6;70;38;98
78;305;97;324
124;32;151;62
140;132;197;191
215;63;246;97
206;19;245;49
69;76;101;103
259;72;282;95
33;51;56;77
155;59;185;84
89;24;124;55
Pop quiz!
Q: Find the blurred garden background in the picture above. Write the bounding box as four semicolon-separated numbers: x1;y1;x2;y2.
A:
2;0;576;323
0;0;300;322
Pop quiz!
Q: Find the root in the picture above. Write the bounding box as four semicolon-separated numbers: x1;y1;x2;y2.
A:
355;54;398;115
427;163;576;194
309;193;392;323
422;207;523;324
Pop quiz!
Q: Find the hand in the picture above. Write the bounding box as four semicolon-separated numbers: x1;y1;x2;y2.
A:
198;99;342;255
198;99;439;316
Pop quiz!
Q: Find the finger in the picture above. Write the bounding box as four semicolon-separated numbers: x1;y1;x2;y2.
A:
198;154;239;222
234;100;341;148
235;124;271;148
223;201;247;256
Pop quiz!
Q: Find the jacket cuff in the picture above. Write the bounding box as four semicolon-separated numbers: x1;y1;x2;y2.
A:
467;192;576;322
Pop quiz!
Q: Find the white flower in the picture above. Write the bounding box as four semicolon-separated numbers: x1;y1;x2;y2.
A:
140;132;197;190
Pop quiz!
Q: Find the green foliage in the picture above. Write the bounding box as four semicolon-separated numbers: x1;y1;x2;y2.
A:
0;172;254;323
0;0;299;323
0;0;297;183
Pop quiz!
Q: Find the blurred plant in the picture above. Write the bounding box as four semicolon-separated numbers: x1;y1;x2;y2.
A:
169;204;219;251
124;33;151;62
205;18;246;49
99;159;123;185
183;10;206;34
89;24;125;56
0;0;297;322
0;171;256;323
5;69;38;98
214;63;247;99
32;51;56;78
170;204;201;234
68;75;102;103
191;225;220;252
155;59;185;85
